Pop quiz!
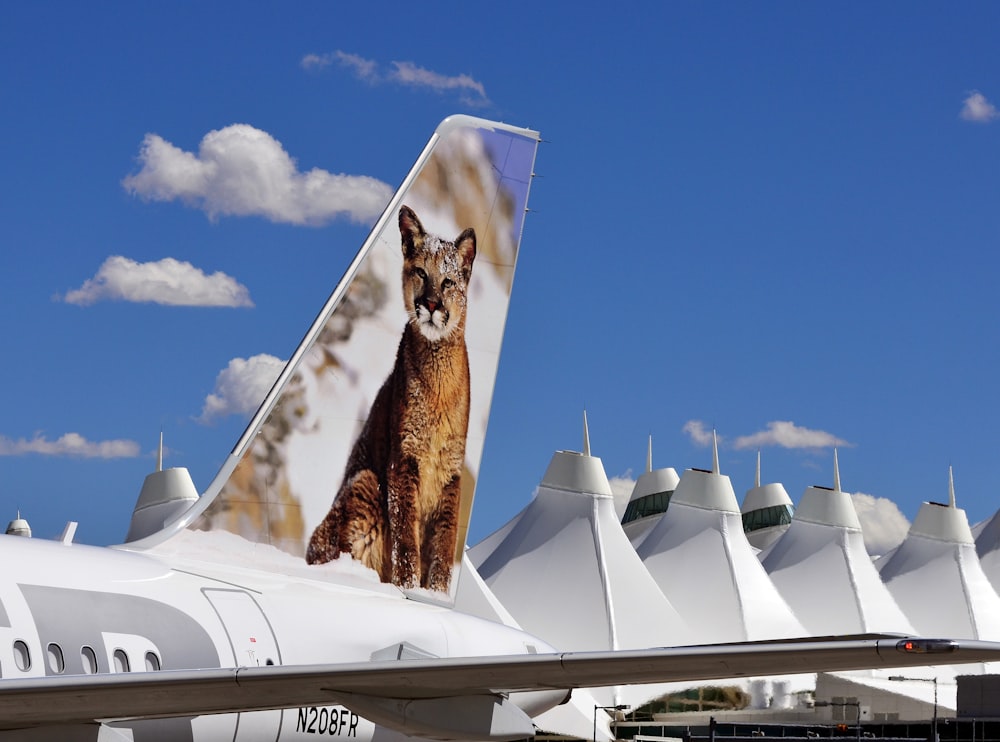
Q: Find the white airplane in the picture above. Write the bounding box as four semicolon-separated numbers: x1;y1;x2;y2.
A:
0;114;997;742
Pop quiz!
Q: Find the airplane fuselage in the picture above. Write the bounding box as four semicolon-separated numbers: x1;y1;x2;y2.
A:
0;533;555;740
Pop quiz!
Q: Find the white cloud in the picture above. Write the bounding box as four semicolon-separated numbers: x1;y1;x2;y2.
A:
303;50;489;106
122;124;393;225
0;432;140;458
389;61;488;104
960;91;1000;123
337;51;380;82
62;256;253;307
609;472;636;519
682;420;716;446
300;53;332;70
733;421;851;450
198;354;286;423
302;51;379;82
851;492;910;557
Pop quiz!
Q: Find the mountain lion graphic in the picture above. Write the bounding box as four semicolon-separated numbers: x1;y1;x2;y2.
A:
306;205;476;592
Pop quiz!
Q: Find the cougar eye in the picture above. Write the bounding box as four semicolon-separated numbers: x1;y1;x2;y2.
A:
441;278;454;290
413;267;427;281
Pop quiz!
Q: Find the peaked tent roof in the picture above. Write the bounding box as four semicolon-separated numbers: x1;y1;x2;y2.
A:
472;448;692;652
762;455;915;636
877;469;1000;641
453;555;615;742
631;437;681;503
974;499;1000;596
470;436;696;707
622;436;680;548
466;507;524;567
742;451;794;551
635;436;805;644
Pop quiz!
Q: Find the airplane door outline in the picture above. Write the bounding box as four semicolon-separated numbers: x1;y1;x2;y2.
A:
203;588;283;742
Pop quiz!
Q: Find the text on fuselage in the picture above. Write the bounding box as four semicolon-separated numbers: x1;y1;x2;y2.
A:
297;707;360;736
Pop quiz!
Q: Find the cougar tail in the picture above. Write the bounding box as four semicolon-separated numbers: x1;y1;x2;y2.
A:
126;116;540;604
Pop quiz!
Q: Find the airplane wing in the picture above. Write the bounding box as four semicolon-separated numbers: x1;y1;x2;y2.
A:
0;634;991;729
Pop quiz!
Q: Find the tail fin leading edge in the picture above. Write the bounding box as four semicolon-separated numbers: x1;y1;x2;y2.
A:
139;116;540;602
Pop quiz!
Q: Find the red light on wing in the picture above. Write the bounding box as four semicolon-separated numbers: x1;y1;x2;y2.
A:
896;638;958;654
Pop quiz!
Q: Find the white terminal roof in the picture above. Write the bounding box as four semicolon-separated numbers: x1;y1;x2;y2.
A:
635;435;805;643
741;452;794;551
877;468;1000;641
630;448;681;503
472;446;692;652
453;554;614;742
762;454;916;636
632;468;681;501
470;420;698;707
742;482;793;513
974;505;1000;596
622;437;680;548
467;435;1000;713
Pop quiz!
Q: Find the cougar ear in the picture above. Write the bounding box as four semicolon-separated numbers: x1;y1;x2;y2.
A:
399;206;425;259
455;227;476;280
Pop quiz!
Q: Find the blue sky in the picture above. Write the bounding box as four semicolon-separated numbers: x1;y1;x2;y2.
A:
2;3;999;552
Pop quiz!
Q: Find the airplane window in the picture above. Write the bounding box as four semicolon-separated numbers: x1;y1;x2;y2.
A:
46;643;65;674
12;640;30;672
144;651;160;672
81;646;98;674
113;649;130;673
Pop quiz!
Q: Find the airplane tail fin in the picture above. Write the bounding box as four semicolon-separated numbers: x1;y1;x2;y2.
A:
137;116;540;603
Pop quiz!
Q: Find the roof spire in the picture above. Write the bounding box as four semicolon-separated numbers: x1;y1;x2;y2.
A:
755;450;761;488
712;429;720;474
949;465;956;508
156;430;164;473
646;435;653;473
583;409;591;457
833;448;841;492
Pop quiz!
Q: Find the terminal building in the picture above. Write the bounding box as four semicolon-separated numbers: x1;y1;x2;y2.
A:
466;422;1000;741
